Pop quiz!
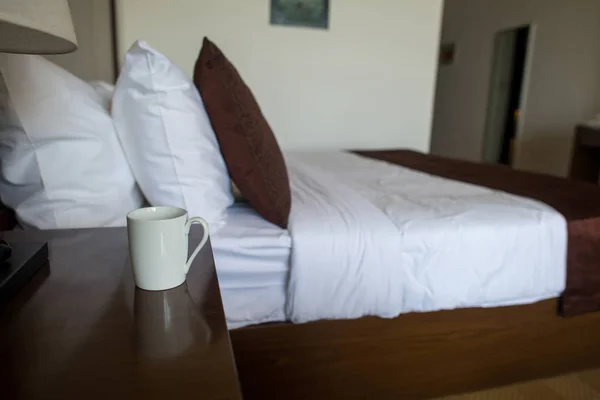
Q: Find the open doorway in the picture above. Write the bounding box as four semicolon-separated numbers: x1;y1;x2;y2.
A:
482;26;531;165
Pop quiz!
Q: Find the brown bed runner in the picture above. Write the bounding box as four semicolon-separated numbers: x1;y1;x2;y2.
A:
356;150;600;317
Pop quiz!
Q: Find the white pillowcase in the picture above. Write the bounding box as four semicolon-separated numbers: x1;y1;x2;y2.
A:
113;40;233;228
89;80;115;110
0;54;144;229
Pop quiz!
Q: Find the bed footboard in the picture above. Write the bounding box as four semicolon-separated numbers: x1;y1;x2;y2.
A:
230;299;600;399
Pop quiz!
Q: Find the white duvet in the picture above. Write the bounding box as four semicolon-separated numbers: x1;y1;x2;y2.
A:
284;151;567;324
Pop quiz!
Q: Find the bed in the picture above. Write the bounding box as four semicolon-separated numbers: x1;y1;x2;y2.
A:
227;149;600;399
214;149;566;327
214;149;599;327
199;146;600;399
1;3;600;399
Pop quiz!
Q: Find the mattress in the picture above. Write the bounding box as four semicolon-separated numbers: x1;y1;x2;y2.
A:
214;151;571;327
284;151;567;323
210;204;291;329
357;149;600;316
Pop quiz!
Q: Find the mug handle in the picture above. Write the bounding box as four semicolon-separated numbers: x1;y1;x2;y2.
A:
184;217;209;274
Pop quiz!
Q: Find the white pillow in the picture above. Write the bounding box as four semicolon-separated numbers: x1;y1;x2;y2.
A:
89;80;115;110
0;54;144;229
113;40;233;227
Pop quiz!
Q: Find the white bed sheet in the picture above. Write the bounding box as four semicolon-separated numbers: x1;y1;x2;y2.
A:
211;204;291;329
212;152;567;328
285;151;568;323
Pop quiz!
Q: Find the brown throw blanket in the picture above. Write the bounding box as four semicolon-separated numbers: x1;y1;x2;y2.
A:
356;150;600;317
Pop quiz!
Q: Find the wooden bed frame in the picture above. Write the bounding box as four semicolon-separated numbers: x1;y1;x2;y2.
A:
230;298;600;399
224;150;600;398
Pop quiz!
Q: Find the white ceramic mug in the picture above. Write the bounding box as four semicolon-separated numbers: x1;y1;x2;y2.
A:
127;206;209;291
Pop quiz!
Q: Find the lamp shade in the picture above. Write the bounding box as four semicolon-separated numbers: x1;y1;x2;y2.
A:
0;0;77;54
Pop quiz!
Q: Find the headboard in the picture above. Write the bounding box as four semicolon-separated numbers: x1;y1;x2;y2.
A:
46;0;116;82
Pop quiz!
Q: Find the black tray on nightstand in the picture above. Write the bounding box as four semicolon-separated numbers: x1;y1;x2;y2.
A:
0;242;49;309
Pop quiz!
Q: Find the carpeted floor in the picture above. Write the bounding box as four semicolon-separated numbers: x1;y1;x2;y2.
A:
434;369;600;400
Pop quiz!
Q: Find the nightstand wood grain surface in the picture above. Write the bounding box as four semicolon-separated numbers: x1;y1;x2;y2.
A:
0;227;242;399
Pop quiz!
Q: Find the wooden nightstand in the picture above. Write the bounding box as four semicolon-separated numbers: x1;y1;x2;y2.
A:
0;227;242;399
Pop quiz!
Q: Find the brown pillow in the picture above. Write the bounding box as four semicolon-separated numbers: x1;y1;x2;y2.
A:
193;38;291;228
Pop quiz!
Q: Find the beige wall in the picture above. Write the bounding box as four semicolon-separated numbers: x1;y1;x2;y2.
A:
431;0;600;177
115;0;443;152
46;0;115;82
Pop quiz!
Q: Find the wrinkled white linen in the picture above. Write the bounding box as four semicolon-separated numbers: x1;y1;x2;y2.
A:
285;151;567;323
211;204;291;329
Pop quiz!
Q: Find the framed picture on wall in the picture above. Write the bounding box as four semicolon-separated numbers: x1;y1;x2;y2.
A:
270;0;329;30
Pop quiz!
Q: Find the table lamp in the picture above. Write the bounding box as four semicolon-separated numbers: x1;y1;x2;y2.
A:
0;0;77;308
